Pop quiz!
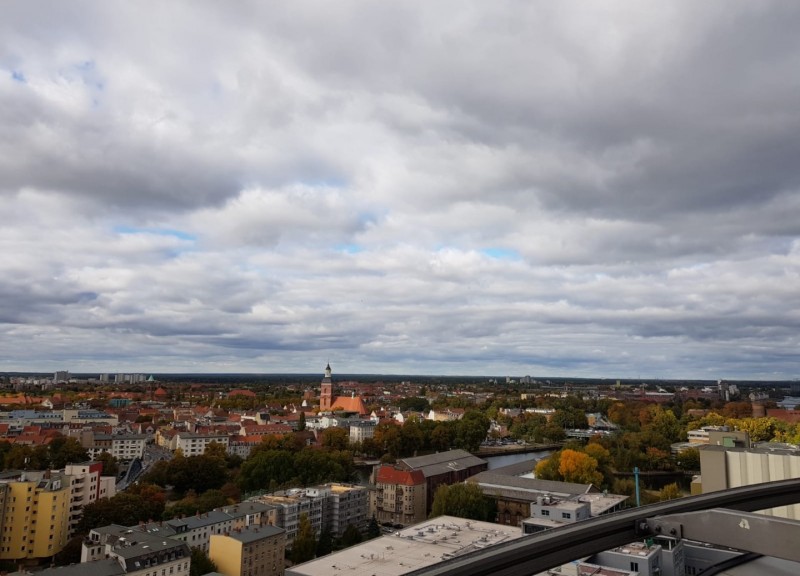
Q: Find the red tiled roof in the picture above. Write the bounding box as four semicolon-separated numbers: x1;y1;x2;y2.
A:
376;466;425;486
228;389;257;398
331;396;368;415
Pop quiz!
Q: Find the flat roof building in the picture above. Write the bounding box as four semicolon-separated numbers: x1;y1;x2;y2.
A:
285;516;523;576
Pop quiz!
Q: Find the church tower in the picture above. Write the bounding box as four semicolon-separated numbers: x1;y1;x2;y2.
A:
320;363;334;411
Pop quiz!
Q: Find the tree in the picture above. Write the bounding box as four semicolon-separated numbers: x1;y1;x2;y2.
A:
239;449;296;492
0;441;11;469
454;411;490;452
4;443;48;470
298;411;307;431
551;408;588;430
430;423;454;452
659;482;682;501
729;417;777;442
320;427;349;451
316;526;333;557
156;452;228;496
534;452;562;481
164;489;231;519
48;436;89;468
203;441;228;462
399;419;425;456
676;448;700;471
373;422;402;458
77;485;166;533
640;405;681;443
558;449;603;486
96;451;119;477
341;524;363;548
190;547;218;576
611;478;636;500
397;396;430;413
430;482;496;522
641;447;671;472
291;513;316;564
54;535;84;565
367;516;380;540
584;443;611;467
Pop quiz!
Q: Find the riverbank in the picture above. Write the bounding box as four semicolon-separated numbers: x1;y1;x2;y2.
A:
473;442;562;457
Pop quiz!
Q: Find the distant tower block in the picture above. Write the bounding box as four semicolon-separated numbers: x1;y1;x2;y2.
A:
320;363;334;411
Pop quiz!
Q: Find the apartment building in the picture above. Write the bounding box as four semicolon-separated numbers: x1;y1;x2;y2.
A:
258;491;325;545
370;466;427;527
86;434;149;461
81;524;190;576
0;471;70;563
348;420;376;444
166;501;270;553
174;431;230;456
63;462;116;536
305;484;369;537
255;483;369;544
395;450;488;513
209;524;286;576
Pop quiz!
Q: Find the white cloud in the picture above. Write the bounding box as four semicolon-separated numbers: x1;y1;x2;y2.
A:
1;1;799;377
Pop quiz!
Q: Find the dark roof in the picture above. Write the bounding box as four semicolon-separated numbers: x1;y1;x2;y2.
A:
467;471;597;496
90;524;190;572
217;524;285;544
398;449;487;477
24;559;124;576
166;510;231;530
487;457;543;477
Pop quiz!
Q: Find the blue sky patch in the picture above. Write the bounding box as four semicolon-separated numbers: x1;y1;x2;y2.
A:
335;243;364;254
11;70;26;83
480;247;522;261
115;226;197;241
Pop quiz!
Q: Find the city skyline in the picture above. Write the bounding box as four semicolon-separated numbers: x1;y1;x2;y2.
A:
2;3;800;379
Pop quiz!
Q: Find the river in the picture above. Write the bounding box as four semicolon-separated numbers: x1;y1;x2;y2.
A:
485;449;552;471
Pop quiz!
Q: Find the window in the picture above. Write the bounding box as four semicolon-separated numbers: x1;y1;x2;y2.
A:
540;510;549;517
630;561;639;572
561;512;571;519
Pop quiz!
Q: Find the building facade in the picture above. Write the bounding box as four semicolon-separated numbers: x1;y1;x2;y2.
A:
82;524;191;576
370;466;427;527
209;525;285;576
64;462;116;536
166;501;270;553
699;443;800;518
0;472;71;563
394;449;488;514
174;432;230;456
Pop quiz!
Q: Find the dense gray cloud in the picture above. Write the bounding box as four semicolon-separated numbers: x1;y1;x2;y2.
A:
1;1;799;378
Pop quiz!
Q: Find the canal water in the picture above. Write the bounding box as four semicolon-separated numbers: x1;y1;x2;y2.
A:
485;450;552;471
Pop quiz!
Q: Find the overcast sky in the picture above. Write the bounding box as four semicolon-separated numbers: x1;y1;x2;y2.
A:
2;2;800;379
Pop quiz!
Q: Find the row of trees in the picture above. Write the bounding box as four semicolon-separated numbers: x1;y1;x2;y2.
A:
239;446;354;492
140;443;238;496
354;411;491;460
0;437;90;471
